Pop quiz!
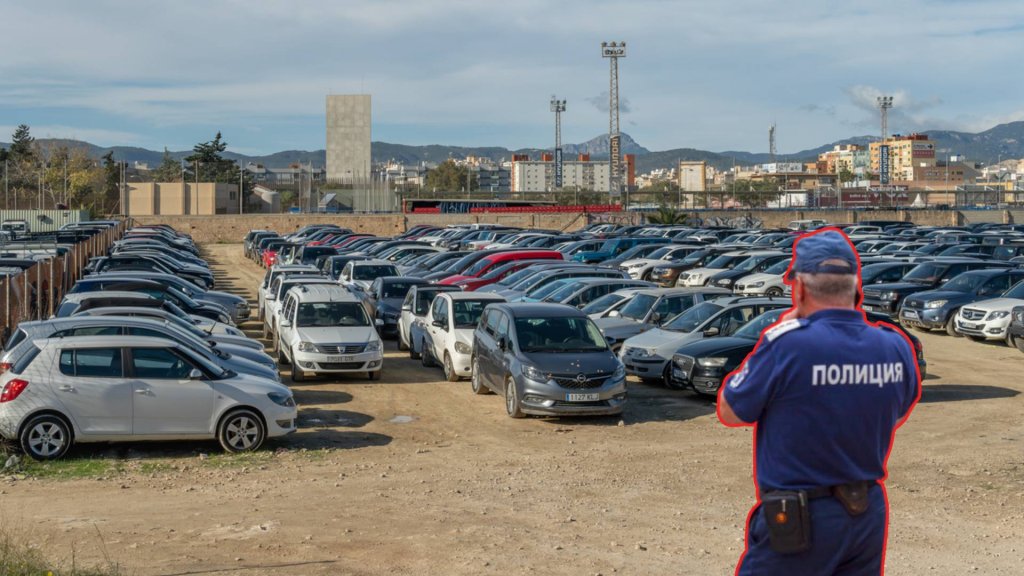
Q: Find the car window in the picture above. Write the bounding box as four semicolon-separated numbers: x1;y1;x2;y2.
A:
513;316;607;352
430;297;446;321
382;281;419;300
659;295;694;318
496;312;510;339
53;326;121;338
296;302;369;327
59;348;123;378
980;275;1011;295
130;347;193;379
452;300;493;328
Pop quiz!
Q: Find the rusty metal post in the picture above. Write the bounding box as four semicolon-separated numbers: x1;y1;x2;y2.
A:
49;258;55;318
35;265;41;320
22;271;28;322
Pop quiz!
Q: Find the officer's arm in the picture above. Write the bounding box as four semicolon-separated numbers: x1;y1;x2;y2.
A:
717;395;750;425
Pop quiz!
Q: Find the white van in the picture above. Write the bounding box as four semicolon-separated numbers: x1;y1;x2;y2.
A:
787;219;827;231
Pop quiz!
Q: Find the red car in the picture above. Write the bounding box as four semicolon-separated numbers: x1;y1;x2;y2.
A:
438;250;563;288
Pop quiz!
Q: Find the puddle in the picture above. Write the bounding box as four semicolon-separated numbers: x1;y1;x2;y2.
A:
389;415;416;424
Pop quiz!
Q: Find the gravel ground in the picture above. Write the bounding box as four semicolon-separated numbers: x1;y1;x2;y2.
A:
2;243;1023;575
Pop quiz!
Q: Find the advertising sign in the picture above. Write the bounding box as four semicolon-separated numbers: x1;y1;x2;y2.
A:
879;144;890;185
554;148;563;188
609;135;621;197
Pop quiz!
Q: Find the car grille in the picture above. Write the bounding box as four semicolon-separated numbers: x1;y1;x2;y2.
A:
903;300;923;309
318;344;366;354
552;400;609;408
674;356;695;381
863;289;881;299
552;373;610;389
318;362;364;370
960;308;986;321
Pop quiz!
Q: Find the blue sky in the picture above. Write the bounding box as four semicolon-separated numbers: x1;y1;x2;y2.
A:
2;0;1023;156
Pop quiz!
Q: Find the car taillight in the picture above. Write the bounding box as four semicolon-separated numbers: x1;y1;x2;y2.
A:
0;362;11;373
0;379;28;403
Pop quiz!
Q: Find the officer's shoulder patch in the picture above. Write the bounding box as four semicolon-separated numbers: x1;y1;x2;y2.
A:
764;318;807;342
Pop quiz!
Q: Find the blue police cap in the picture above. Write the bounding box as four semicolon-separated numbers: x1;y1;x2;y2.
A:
789;229;858;278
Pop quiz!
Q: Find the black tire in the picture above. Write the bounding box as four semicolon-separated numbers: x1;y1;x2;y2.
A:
421;340;435;367
218;409;266;453
1013;335;1024;353
471;357;489;395
277;343;290;366
368;370;380;381
945;316;960;337
443;352;459;382
765;287;784;297
409;342;421;360
291;350;305;382
19;413;73;461
504;376;524;418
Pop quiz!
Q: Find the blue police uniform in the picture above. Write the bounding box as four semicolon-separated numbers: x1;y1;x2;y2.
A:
723;229;920;575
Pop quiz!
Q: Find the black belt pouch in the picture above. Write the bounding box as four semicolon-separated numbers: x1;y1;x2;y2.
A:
761;491;811;554
833;482;871;516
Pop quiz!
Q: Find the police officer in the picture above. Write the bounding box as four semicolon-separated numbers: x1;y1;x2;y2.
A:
718;228;920;575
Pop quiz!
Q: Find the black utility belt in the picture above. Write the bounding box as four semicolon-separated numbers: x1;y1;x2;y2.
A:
760;481;875;554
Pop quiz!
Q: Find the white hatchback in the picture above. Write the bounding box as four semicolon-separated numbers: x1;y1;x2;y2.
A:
0;335;296;460
420;292;506;381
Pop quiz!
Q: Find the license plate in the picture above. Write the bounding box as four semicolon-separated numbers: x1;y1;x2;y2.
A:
862;305;875;312
672;368;689;381
960;322;980;330
327;355;354;362
901;310;919;319
566;393;600;402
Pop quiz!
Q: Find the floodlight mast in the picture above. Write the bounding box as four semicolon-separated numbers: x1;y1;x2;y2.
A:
601;41;626;201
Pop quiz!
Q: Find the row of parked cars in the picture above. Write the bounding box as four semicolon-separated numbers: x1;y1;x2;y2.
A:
0;224;298;460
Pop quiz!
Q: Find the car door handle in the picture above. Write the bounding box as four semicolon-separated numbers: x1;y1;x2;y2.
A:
58;385;75;392
135;388;151;395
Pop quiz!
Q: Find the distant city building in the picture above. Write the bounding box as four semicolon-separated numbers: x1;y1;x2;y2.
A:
126;183;239;216
326;94;371;181
245;162;325;184
869;133;936;181
677;161;707;192
250;185;281;213
510;153;636;192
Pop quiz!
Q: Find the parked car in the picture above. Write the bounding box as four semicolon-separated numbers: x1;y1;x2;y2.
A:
0;336;296;460
898;269;1024;335
67;278;233;325
471;303;627;417
258;264;320;318
438;250;564;286
399;285;462;355
572;237;668;264
264;276;336;339
338;259;400;292
92;271;250;324
594;287;731;352
420;292;507;381
953;280;1024;343
733;258;792;296
1009;306;1024;352
706;252;790;290
861;258;1010;316
71;306;259;350
275;284;384;381
365;277;432;338
541;278;655;308
581;288;645;319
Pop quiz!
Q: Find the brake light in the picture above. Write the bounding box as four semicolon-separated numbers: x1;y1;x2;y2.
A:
0;362;11;373
0;379;29;403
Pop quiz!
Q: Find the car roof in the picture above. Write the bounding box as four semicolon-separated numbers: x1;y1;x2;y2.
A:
352;259;394;266
706;296;789;307
271;264;318;271
376;276;430;284
19;315;173;334
633;287;733;297
443;292;507;301
286;284;359;303
411;284;461;293
62;291;158;303
75;306;172;317
33;335;179;349
493;302;588;318
558;277;647;286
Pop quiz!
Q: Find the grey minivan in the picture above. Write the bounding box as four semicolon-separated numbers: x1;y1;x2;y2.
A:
471;303;626;418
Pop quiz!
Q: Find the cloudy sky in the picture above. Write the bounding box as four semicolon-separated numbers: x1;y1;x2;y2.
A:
2;0;1023;155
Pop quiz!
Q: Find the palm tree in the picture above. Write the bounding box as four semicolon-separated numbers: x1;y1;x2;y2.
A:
646;205;689;225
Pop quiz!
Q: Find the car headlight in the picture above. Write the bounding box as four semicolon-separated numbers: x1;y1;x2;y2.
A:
924;300;947;309
634;348;653;358
612;365;625;379
454;341;472;354
365;340;382;352
1013;311;1024;323
673;354;688;366
881;292;898;301
988;311;1010;320
697;357;728;368
716;278;733;286
297;341;317;352
749;281;765;288
521;365;550;382
267;392;296;407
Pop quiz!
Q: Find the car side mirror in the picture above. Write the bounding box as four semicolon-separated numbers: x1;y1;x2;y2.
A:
498;337;508;351
608;310;621;318
703;326;720;337
189;368;203;380
401;303;411;311
374;318;384;327
650;312;662;324
432;319;446;329
280;319;291;328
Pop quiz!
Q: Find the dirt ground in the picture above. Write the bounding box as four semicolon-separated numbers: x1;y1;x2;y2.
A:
3;243;1024;575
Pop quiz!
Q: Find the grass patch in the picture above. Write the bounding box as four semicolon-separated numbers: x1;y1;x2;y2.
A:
19;459;122;480
0;528;123;576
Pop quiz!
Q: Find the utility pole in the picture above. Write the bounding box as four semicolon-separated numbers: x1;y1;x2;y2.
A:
601;41;626;203
877;95;894;190
239;164;244;214
551;96;566;191
769;123;777;164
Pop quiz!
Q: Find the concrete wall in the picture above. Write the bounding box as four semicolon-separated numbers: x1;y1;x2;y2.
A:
326;94;371;181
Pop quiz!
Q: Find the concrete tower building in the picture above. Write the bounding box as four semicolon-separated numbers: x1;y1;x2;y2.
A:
326;94;371;182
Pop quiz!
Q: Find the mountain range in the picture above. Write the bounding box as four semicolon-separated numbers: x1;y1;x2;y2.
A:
4;121;1024;174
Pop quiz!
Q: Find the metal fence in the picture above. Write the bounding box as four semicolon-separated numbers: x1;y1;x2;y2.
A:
0;222;126;344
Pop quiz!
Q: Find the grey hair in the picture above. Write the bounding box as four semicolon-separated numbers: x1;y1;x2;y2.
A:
796;272;858;305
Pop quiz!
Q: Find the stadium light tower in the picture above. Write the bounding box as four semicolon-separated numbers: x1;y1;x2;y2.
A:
877;95;894;141
601;41;626;201
551;96;566;188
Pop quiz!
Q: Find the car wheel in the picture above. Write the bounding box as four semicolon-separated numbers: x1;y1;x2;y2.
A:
471;357;489;395
1013;335;1024;353
421;340;435;367
945;316;960;337
218;409;266;453
409;341;421;360
443;352;459;382
277;343;290;366
368;369;380;381
504;376;525;418
291;351;305;382
20;414;73;461
765;287;784;297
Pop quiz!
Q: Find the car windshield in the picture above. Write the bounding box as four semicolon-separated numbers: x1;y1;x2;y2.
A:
464;258;495;276
581;293;625;315
500;267;542;287
546;281;586;302
663;302;724;332
994;246;1020;260
764;259;792;275
480;262;520;281
381;281;419;299
646;246;674;259
1004;281;1024;299
942;274;988;293
682;249;712;265
527;278;573;299
861;264;901;283
598;239;620;253
515;316;608;352
733;256;766;272
514;271;560;292
352;265;398;280
619;294;657;321
296;302;369;327
902;263;944;284
706;254;742;269
452;300;492;328
733;309;785;340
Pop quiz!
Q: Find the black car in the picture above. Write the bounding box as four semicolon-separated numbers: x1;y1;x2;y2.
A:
898;269;1024;335
367;276;432;338
861;258;1010;316
669;309;927;396
67;278;233;324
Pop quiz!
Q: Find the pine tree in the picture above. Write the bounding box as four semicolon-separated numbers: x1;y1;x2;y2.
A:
151;148;182;182
9;124;34;158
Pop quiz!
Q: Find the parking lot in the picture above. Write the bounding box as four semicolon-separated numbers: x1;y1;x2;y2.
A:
2;243;1023;575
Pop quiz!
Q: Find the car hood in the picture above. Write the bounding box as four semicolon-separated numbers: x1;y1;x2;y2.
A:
864;282;930;295
962;297;1024;312
685;267;726;278
218;372;291;396
213;343;274;367
904;290;974;305
673;336;756;358
737;272;782;284
524;350;620;376
623;327;700;354
594;316;642;332
621;258;658;268
204;290;245;304
295;326;376;343
440;274;472;285
208;334;263;350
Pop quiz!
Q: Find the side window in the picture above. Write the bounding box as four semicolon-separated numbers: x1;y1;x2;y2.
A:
403;290;414;310
127;327;175;341
945;264;969;279
53;326;121;338
663;295;693;317
130;347;194;379
437;300;450;327
496;313;510;339
980;276;1010;295
480;310;495;335
59;348;124;378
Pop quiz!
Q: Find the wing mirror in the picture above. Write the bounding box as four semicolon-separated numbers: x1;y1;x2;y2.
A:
498;337;509;351
650;312;662;324
703;326;720;337
189;368;203;380
401;303;412;311
279;319;291;328
608;310;621;318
